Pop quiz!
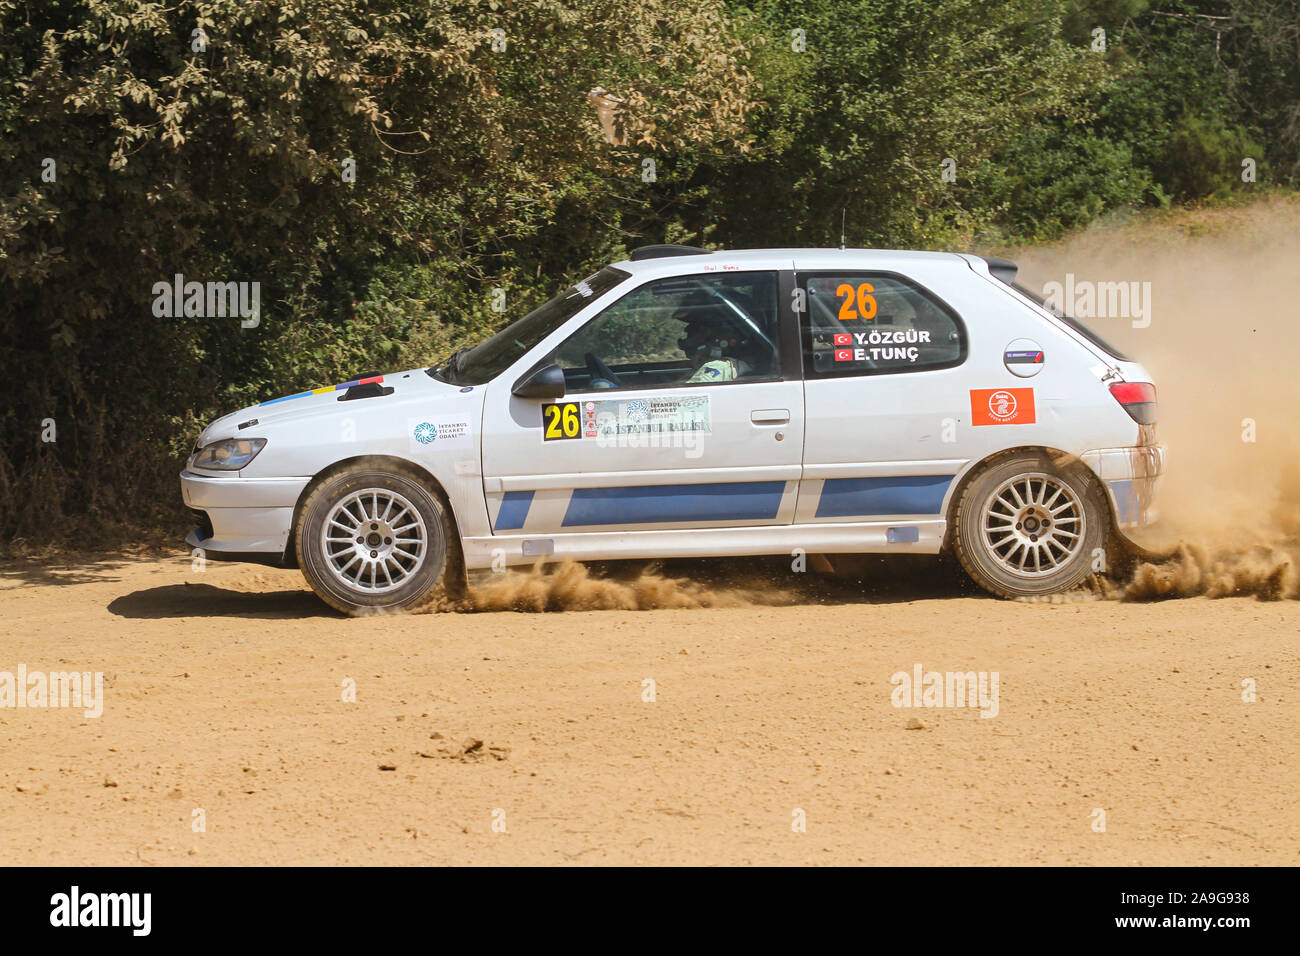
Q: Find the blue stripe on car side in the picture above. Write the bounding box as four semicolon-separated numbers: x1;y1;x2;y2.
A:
815;475;954;518
562;481;786;527
494;490;535;531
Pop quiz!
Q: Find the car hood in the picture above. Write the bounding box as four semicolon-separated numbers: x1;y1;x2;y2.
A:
198;368;460;445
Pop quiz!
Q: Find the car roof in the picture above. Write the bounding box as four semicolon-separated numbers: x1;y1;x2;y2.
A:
607;247;974;279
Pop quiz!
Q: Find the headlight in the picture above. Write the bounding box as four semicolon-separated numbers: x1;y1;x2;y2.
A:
191;437;267;471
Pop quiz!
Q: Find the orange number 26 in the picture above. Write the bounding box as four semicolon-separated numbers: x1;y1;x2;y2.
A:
835;282;877;321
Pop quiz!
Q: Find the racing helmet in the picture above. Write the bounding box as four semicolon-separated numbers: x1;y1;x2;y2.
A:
675;292;748;362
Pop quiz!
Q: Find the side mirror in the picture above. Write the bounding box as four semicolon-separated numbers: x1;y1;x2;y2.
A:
512;363;566;399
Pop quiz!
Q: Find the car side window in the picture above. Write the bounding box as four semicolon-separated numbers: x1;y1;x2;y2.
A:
801;272;965;377
542;271;782;392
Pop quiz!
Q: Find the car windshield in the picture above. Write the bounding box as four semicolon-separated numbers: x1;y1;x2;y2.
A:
429;267;630;385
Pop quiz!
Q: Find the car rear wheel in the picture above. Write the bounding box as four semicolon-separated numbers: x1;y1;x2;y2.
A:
295;463;452;615
952;452;1107;599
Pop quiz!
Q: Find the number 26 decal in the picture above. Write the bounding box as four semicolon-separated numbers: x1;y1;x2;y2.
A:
836;282;877;321
542;401;581;440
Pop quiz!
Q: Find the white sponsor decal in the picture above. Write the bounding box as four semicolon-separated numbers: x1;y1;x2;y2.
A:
591;395;711;441
408;415;473;452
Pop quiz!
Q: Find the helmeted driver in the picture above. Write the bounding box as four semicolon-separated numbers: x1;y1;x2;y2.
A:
677;295;756;384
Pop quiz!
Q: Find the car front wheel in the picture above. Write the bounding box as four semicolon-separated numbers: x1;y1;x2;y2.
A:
295;463;452;615
952;452;1107;599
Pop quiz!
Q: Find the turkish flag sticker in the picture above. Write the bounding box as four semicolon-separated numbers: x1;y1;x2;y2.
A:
834;349;853;362
833;333;852;347
970;387;1036;425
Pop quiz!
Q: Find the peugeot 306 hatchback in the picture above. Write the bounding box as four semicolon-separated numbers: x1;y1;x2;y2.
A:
181;245;1165;614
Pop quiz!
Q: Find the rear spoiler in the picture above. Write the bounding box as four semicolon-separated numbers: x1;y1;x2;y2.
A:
979;256;1018;285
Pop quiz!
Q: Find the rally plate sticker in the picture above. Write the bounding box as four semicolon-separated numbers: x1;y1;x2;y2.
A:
970;388;1036;426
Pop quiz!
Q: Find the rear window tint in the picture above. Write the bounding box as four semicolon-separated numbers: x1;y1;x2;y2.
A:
1011;282;1131;361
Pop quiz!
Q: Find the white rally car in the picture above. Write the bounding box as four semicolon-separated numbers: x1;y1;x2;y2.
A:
181;246;1165;614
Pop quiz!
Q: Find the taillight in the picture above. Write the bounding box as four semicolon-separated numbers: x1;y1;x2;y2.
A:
1109;381;1157;424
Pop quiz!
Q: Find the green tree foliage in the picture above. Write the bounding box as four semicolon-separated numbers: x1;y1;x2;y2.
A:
1041;1;1292;205
0;0;755;541
700;0;1109;248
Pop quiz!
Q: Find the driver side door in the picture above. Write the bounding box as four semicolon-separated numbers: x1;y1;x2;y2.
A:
479;270;805;535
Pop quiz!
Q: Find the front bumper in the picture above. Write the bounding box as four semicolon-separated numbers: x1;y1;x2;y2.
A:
180;470;310;562
1080;444;1166;528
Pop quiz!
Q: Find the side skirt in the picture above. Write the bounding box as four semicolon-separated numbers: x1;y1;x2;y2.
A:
461;520;946;570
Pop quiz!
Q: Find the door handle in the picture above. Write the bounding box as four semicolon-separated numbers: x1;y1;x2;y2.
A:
750;408;790;425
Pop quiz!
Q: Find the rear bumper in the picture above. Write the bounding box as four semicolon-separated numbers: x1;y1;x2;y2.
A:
180;470;309;561
1080;444;1166;528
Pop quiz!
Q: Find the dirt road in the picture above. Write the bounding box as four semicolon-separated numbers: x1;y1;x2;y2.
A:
0;552;1294;865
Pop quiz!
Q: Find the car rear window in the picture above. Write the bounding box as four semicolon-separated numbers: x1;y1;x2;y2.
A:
1011;282;1131;361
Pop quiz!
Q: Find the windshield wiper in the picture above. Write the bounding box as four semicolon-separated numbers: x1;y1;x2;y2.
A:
430;347;470;382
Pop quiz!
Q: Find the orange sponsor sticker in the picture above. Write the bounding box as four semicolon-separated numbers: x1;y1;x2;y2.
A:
970;387;1036;425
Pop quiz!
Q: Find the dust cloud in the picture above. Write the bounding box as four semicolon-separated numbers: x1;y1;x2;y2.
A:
433;558;805;612
1012;197;1300;599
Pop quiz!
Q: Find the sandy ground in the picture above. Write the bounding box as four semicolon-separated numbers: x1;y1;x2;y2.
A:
0;551;1295;866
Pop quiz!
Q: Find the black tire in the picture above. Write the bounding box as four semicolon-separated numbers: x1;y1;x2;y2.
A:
952;451;1108;599
295;463;453;615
